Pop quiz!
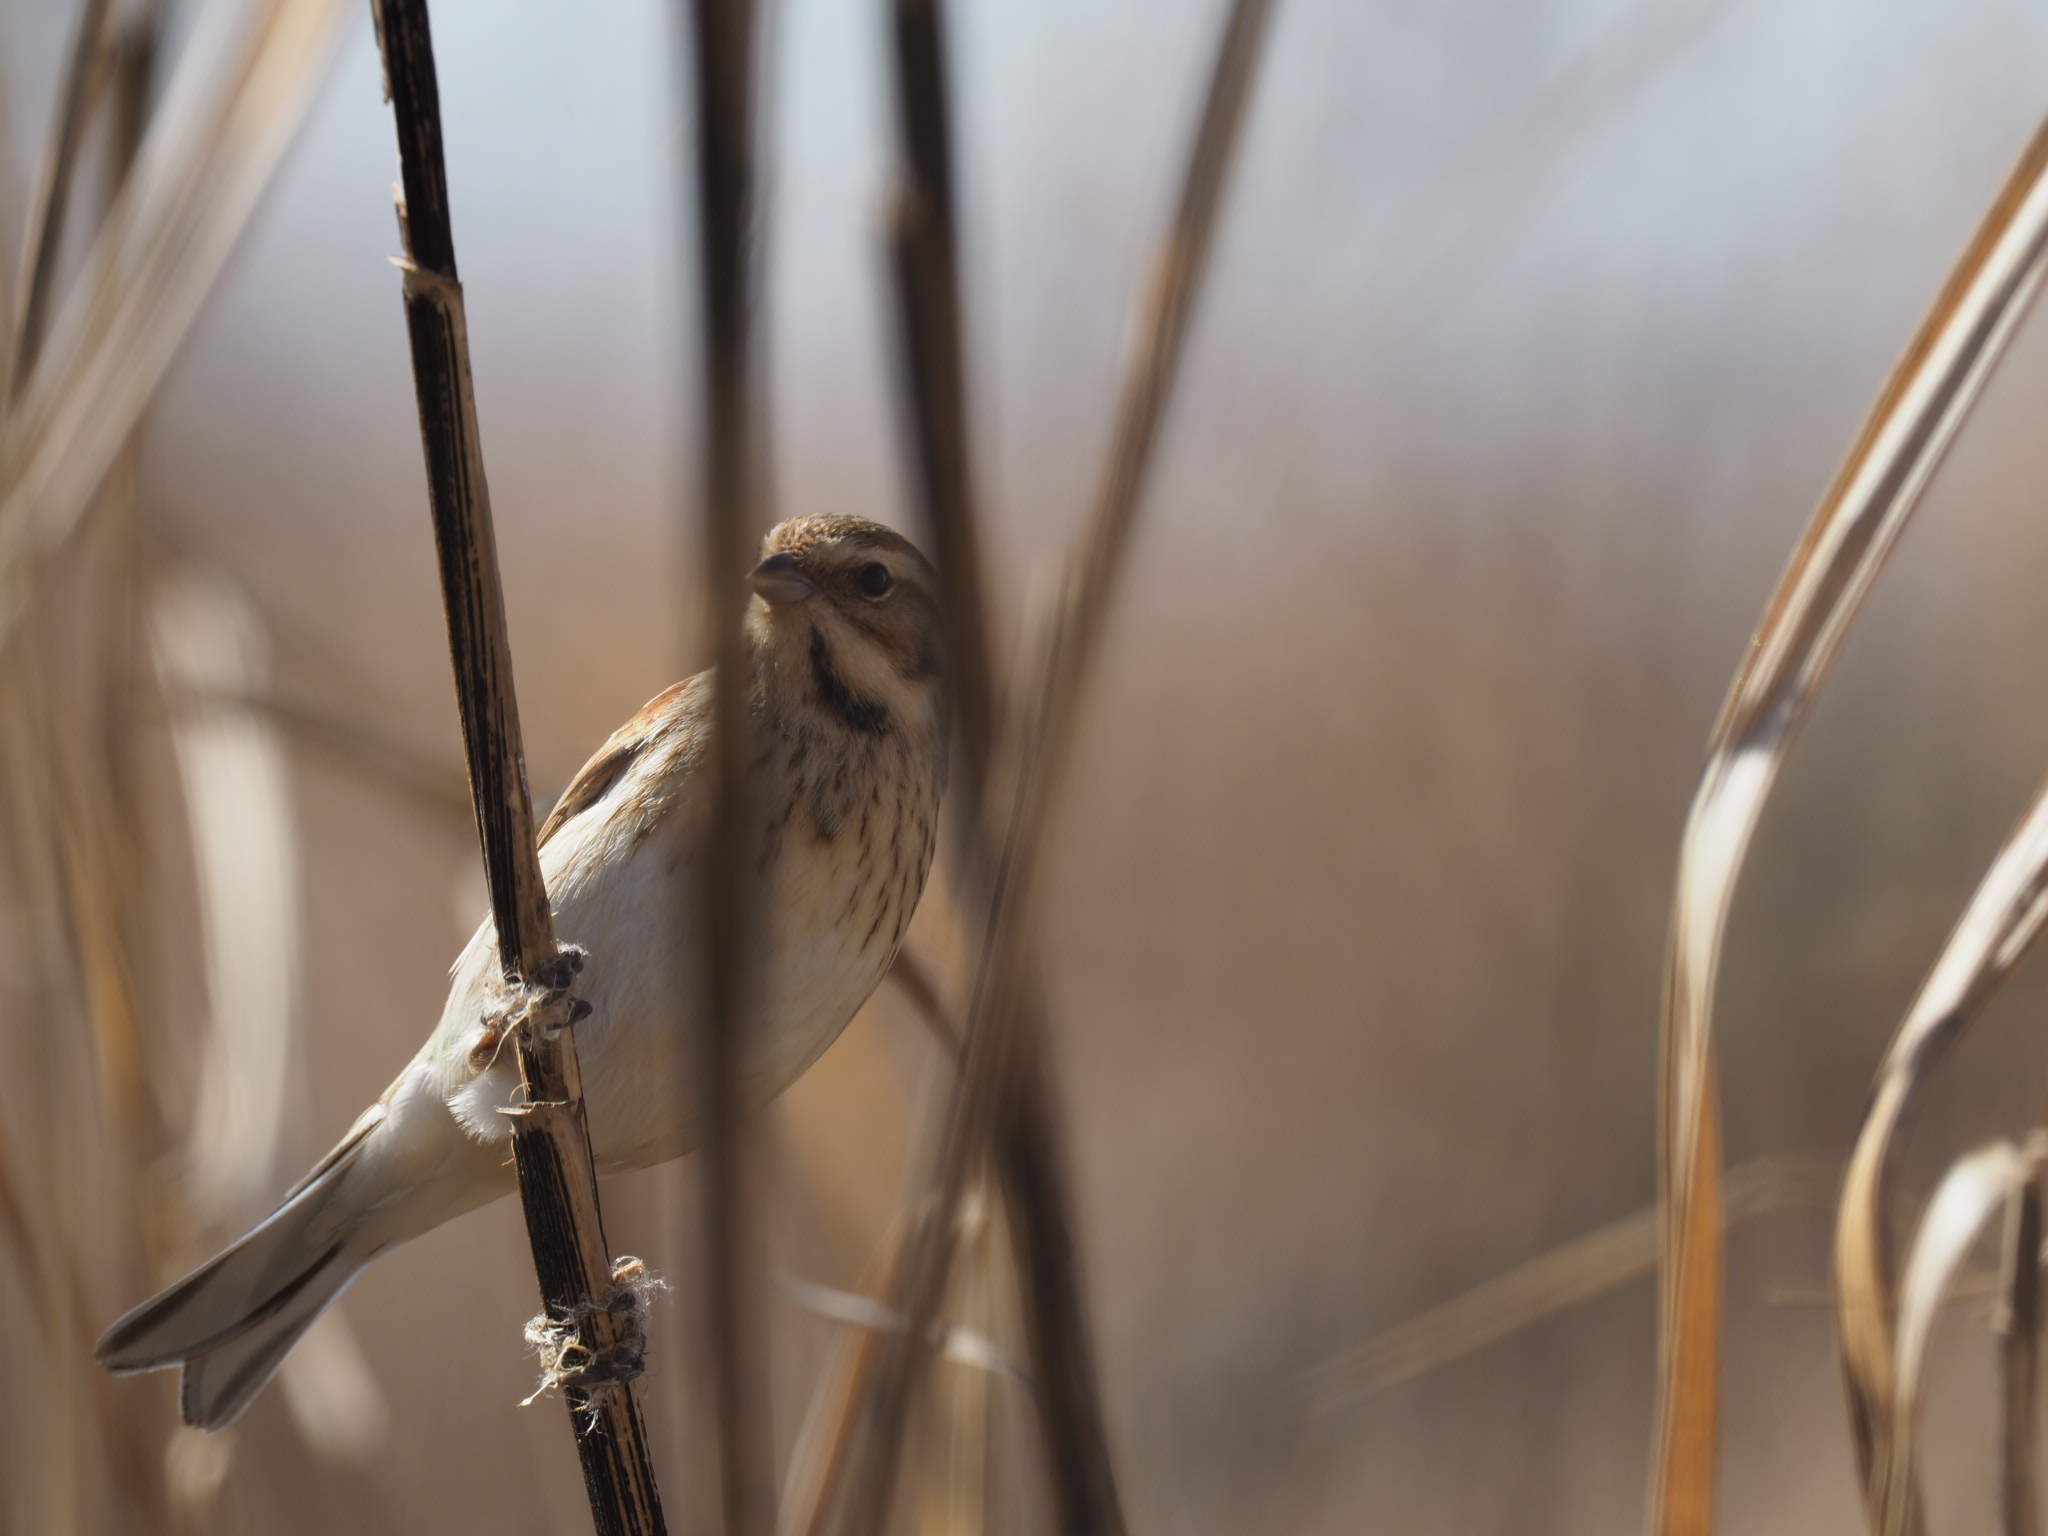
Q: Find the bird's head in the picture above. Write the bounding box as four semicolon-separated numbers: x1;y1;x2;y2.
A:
747;515;946;741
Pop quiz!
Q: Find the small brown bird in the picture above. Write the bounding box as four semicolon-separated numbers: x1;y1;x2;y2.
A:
97;514;949;1428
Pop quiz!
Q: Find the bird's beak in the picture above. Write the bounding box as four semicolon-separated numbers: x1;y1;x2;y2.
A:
748;552;813;605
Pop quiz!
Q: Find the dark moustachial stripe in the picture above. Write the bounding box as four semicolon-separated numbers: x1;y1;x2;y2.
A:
810;628;891;736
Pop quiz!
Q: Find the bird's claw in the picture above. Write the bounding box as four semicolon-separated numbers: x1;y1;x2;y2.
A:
529;945;587;992
469;945;594;1067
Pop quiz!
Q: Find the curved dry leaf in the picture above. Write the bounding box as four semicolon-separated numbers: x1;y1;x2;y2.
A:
1837;779;2048;1527
1881;1142;2031;1536
1652;112;2048;1536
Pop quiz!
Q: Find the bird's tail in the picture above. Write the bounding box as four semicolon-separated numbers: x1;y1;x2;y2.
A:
97;1109;383;1430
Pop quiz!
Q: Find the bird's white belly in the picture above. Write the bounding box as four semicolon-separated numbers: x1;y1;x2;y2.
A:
435;801;899;1171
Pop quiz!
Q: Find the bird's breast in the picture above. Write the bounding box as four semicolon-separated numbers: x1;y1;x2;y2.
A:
437;726;942;1172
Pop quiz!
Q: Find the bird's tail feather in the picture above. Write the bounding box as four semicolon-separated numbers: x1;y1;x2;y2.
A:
176;1251;359;1429
96;1110;381;1428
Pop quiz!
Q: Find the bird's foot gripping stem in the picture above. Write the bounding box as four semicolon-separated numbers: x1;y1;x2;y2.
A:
470;944;595;1069
521;1256;667;1419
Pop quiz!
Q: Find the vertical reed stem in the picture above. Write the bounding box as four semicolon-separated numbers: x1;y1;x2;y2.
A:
881;0;1126;1528
682;0;775;1529
8;0;112;398
2001;1143;2045;1536
826;6;1275;1530
369;5;665;1531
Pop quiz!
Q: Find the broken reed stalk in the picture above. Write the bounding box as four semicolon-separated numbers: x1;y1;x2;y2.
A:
1999;1145;2042;1536
368;4;665;1533
683;0;775;1530
880;0;1124;1530
1650;110;2048;1536
8;0;112;398
824;5;1276;1532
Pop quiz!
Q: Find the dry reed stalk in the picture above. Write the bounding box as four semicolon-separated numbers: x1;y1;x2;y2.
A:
824;7;1276;1532
682;0;776;1528
776;1237;1032;1536
875;960;1117;1530
8;0;171;1235
1998;1146;2042;1536
1649;111;2048;1536
782;1252;895;1536
1;553;189;1536
921;1176;999;1536
887;946;961;1058
879;1;1124;1527
1835;777;2048;1530
0;625;106;1536
1301;1156;1835;1414
1877;1138;2047;1536
989;993;1119;1530
0;18;189;1527
883;0;994;810
818;571;1070;1536
0;0;346;639
370;3;665;1530
7;0;113;399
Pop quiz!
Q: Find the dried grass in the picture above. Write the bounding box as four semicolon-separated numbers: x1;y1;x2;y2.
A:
1651;108;2048;1536
1836;775;2048;1527
1876;1139;2046;1536
9;5;2048;1535
0;2;332;1523
818;8;1277;1534
0;0;347;638
1303;1156;1835;1416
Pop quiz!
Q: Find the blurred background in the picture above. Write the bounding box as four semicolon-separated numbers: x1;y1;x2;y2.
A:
7;0;2048;1531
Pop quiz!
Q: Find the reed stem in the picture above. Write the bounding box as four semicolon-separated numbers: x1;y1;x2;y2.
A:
370;4;666;1530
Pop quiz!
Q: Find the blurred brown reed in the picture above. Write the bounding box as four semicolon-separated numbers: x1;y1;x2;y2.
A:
682;0;776;1529
1996;1141;2041;1536
0;0;347;643
874;0;1123;1528
1651;105;2048;1536
7;0;111;397
0;2;248;1525
819;3;1277;1532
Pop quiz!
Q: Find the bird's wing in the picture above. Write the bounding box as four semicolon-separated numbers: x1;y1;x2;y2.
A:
536;677;697;847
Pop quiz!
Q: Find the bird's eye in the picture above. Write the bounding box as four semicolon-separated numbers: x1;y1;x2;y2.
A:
856;562;893;599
